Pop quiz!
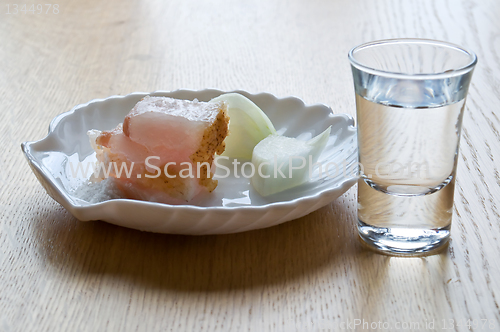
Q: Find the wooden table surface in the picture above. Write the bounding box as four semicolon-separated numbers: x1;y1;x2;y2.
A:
1;0;500;331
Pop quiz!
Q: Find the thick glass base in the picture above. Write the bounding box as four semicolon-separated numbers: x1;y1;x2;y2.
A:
358;219;450;256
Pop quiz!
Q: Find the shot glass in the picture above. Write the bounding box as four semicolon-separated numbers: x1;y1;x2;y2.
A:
348;39;477;255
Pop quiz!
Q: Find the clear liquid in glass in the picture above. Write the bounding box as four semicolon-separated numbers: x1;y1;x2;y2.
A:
356;94;465;255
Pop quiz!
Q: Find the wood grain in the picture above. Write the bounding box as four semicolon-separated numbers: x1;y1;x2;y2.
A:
1;0;499;331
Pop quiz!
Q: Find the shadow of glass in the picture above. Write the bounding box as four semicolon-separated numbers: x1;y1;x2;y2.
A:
31;198;358;292
352;243;451;322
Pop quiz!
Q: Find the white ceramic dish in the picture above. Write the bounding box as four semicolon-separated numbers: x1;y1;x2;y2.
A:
22;89;357;235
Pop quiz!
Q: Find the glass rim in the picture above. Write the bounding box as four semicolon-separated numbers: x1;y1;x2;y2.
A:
348;38;478;80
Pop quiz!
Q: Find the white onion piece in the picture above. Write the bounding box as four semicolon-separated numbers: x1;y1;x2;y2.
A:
210;93;276;160
251;126;331;196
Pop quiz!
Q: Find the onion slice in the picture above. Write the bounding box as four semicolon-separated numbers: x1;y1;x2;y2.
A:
210;93;276;160
251;126;331;196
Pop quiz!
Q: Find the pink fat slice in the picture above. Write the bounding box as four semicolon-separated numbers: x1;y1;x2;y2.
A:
89;96;229;204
